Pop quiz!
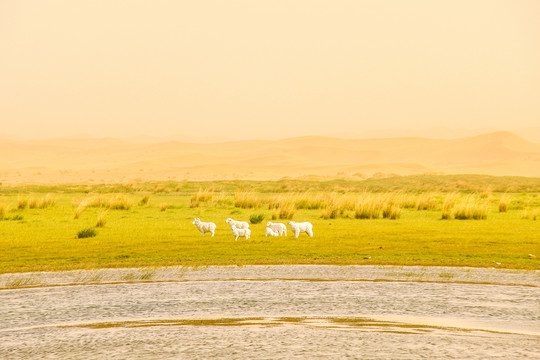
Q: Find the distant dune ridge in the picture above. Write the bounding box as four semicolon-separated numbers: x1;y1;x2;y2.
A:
0;131;539;184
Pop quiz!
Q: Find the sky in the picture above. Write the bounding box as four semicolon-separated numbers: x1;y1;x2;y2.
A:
1;0;539;140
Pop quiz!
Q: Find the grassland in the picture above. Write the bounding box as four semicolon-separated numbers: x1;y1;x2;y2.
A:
0;175;539;273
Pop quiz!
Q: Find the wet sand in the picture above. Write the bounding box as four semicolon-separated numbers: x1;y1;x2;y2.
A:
1;266;539;359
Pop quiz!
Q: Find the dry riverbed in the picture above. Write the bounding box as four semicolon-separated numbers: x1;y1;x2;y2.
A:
1;265;539;359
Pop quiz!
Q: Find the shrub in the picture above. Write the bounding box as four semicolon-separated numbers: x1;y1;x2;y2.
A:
78;228;97;238
249;213;265;224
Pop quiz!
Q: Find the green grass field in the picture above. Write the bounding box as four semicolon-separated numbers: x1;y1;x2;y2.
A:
0;175;539;273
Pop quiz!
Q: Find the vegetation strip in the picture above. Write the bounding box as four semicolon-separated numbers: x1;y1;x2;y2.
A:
1;176;538;273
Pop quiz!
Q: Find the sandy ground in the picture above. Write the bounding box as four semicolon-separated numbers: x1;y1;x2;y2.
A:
1;265;539;359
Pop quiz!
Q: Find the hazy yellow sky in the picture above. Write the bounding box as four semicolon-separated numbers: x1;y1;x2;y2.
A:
1;0;539;140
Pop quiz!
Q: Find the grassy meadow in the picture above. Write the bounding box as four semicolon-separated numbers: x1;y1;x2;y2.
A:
0;175;539;273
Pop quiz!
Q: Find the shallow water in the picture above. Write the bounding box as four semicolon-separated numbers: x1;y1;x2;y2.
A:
1;274;539;359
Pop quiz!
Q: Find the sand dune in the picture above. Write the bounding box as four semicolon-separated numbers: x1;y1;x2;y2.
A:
0;131;539;184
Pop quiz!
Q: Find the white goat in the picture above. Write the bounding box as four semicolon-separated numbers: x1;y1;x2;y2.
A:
231;225;251;241
288;221;313;238
265;227;279;237
192;218;216;237
225;217;249;230
266;221;287;236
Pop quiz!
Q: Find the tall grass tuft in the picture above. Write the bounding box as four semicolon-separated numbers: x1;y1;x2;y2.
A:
498;195;510;212
249;213;265;224
28;198;38;209
17;197;28;210
521;208;538;220
192;188;213;203
415;194;438;211
234;192;261;209
77;228;97;238
479;188;492;199
0;203;6;220
139;194;150;206
354;194;382;219
107;194;133;210
96;212;107;227
441;192;459;220
382;203;401;219
295;193;326;210
395;193;417;209
321;206;340;219
453;196;488;220
277;204;295;219
73;202;87;219
86;194;132;210
37;194;56;209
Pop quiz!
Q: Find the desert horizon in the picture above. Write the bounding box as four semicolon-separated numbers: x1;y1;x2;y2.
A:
1;129;539;185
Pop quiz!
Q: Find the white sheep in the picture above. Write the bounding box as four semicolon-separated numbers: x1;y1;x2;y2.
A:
231;225;251;241
192;218;216;237
265;227;279;237
266;221;287;236
225;217;250;230
288;221;313;238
